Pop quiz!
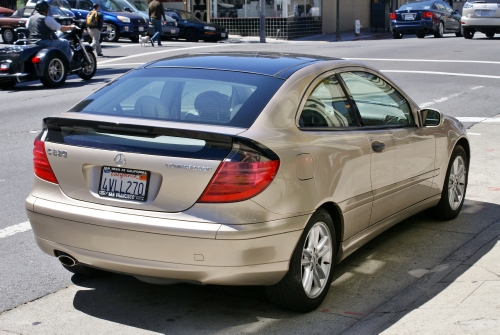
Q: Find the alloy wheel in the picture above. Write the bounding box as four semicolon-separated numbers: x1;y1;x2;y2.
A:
448;155;466;210
301;221;332;298
48;58;64;82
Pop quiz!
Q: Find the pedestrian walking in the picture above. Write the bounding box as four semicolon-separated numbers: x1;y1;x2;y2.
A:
87;3;104;56
148;0;166;47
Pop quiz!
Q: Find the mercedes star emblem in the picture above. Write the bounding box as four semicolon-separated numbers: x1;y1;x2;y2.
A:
114;154;126;166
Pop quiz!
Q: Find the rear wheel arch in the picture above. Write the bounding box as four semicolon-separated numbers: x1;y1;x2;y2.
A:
317;202;343;262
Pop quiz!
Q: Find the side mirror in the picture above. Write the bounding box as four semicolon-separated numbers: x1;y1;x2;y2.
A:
123;7;132;12
419;108;442;127
454;9;460;15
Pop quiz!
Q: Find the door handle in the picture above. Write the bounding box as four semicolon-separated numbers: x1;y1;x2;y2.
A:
371;141;386;153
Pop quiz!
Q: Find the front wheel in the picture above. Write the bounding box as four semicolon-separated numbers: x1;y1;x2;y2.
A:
434;22;444;38
455;25;463;37
78;51;97;80
2;28;16;44
104;24;119;42
427;145;468;220
485;32;495;38
266;208;336;312
40;55;67;88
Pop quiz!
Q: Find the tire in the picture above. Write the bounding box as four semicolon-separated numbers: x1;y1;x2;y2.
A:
266;208;336;312
40;55;67;88
486;32;495;38
78;51;97;80
129;36;139;43
434;22;444;38
463;28;474;39
104;23;119;42
62;264;107;278
0;80;16;90
427;145;468;220
455;25;463;37
185;28;199;42
2;28;16;44
416;32;426;38
392;32;402;39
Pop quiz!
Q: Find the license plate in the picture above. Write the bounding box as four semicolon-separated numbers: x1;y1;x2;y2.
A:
98;166;150;202
139;26;144;31
221;32;226;37
403;14;415;20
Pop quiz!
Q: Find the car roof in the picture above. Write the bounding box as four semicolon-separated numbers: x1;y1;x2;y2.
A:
143;52;342;79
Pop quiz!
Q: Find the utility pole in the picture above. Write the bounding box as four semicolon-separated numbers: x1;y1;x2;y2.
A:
260;0;266;42
335;0;341;41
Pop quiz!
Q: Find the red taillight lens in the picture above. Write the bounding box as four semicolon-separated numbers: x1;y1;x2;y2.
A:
198;140;280;203
422;11;433;19
33;138;58;184
32;56;41;64
390;12;396;20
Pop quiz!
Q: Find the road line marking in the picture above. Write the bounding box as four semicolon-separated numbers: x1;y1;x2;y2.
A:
381;70;500;80
467;133;481;135
348;58;500;65
420;92;467;108
99;45;224;64
0;221;31;239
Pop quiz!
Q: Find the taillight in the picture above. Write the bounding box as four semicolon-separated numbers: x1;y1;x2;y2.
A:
390;12;396;20
422;11;433;19
32;56;41;64
198;139;279;203
33;137;58;184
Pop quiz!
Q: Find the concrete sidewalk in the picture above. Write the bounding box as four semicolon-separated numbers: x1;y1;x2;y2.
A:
225;27;392;44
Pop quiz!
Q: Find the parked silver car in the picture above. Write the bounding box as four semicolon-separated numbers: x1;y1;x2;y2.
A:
26;52;469;312
461;0;500;38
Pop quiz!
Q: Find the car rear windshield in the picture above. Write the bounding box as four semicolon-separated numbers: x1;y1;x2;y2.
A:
69;68;285;128
398;1;434;10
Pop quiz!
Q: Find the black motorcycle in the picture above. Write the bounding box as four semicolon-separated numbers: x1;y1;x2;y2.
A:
0;18;96;90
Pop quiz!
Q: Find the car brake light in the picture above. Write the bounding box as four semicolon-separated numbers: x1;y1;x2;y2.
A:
422;11;433;19
32;56;41;64
390;12;396;20
198;139;279;203
33;138;58;184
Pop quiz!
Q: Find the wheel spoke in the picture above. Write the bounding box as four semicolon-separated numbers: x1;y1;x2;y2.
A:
316;265;326;279
301;258;312;266
302;267;313;294
449;186;456;205
303;248;313;259
317;245;330;258
316;236;329;252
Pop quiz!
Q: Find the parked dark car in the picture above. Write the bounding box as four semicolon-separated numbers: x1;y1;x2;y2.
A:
390;0;462;39
165;8;228;42
0;6;14;17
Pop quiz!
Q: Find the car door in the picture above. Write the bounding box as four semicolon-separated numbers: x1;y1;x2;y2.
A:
441;1;459;31
338;70;436;226
297;72;372;240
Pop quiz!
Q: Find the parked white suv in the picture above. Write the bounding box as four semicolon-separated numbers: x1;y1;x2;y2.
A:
461;0;500;38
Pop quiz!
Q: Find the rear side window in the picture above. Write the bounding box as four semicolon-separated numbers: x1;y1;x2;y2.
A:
398;1;433;10
70;68;284;128
339;72;414;127
299;75;357;128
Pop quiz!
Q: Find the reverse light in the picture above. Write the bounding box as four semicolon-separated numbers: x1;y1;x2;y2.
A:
390;12;396;20
198;139;280;203
33;138;58;184
117;16;131;23
422;11;433;19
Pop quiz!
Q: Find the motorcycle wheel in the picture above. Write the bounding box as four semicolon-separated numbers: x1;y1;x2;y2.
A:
78;52;97;80
40;55;67;88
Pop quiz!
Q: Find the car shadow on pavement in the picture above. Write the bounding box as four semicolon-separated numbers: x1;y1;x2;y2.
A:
70;199;500;334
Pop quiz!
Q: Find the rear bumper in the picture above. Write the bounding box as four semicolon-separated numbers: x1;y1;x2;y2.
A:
391;20;435;34
461;17;500;29
26;195;306;285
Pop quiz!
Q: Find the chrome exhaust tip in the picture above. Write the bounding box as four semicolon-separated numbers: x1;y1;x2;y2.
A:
57;253;78;267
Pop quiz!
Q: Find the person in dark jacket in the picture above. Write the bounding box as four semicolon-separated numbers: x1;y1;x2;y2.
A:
148;0;166;46
26;0;76;62
87;3;104;56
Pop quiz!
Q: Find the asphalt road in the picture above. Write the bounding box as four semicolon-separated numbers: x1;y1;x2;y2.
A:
0;33;499;333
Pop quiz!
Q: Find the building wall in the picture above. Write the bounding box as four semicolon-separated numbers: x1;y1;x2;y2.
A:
322;0;372;34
